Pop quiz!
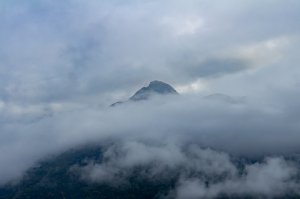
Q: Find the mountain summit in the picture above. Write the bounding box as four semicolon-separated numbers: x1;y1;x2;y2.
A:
111;80;178;106
130;80;178;101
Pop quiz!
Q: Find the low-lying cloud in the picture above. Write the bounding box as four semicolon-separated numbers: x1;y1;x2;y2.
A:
72;141;300;198
174;156;299;198
1;91;300;187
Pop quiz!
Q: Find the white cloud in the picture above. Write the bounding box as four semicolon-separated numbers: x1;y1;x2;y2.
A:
175;157;299;198
160;15;205;37
175;79;207;94
230;36;293;68
72;141;300;198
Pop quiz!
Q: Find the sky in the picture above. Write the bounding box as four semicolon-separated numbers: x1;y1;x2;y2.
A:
1;0;300;197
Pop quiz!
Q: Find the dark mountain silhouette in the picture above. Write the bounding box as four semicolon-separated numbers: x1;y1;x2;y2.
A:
2;145;299;199
130;80;178;101
111;80;178;106
0;145;176;199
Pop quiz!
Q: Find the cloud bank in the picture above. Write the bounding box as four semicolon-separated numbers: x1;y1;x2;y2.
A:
1;93;300;188
72;141;300;198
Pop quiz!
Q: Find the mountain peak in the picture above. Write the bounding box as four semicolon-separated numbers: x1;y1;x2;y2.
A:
111;81;178;106
130;80;178;101
149;80;167;86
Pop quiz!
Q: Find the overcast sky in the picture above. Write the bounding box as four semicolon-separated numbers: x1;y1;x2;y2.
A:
1;1;300;196
1;0;300;105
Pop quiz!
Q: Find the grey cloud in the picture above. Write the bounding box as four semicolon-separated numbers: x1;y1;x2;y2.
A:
174;157;299;199
1;90;300;185
1;0;300;104
194;59;250;77
71;141;237;184
171;57;251;79
72;141;300;198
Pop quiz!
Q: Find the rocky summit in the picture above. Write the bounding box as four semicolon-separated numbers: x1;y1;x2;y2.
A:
111;80;178;106
130;80;178;101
